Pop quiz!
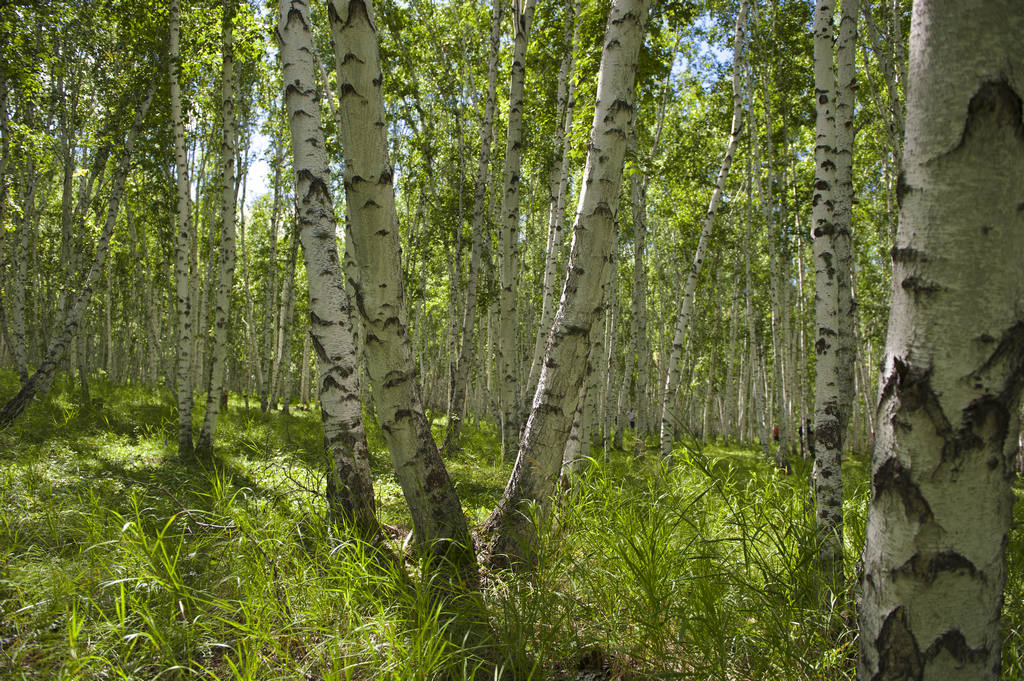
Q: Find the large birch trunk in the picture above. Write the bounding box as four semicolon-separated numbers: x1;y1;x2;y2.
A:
197;0;238;457
657;0;747;459
277;0;383;543
480;0;651;567
858;4;1024;679
326;0;475;576
810;0;844;587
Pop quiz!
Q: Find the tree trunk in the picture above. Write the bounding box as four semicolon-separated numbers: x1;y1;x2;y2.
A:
197;0;238;457
326;0;475;577
170;0;196;454
858;4;1024;678
480;0;651;567
277;0;384;543
496;0;538;459
811;0;844;588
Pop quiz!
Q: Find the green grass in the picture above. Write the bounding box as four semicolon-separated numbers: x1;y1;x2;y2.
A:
0;373;1021;679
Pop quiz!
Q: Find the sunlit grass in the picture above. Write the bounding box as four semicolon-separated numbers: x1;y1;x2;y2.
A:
0;372;1021;679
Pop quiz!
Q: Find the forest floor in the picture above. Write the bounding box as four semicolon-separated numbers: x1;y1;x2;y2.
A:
0;372;1022;680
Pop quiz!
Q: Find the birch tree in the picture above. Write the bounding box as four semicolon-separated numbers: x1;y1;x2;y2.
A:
857;3;1024;679
496;0;538;459
0;82;154;427
277;0;382;542
197;0;238;456
170;0;195;454
326;0;475;576
480;0;651;567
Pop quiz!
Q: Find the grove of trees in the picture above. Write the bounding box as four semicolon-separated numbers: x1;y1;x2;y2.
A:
1;0;1022;678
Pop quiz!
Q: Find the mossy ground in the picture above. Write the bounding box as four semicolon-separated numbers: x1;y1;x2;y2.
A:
0;373;1021;679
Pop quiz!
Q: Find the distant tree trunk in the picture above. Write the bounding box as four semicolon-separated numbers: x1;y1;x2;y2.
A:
0;83;154;427
197;0;238;457
277;0;384;543
170;0;195;454
260;136;283;412
657;0;748;459
443;0;504;453
480;0;651;567
526;0;577;405
272;226;299;409
811;0;844;587
326;0;476;576
496;0;538;460
858;4;1024;678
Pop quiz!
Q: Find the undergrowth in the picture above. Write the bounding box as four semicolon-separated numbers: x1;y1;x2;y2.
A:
0;373;1021;679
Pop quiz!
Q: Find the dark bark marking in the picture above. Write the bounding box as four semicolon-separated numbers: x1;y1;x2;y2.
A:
894;550;978;584
873;457;933;523
871;606;923;681
922;629;990;668
956;80;1024;152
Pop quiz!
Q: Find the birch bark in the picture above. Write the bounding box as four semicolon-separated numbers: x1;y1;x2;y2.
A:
496;0;538;459
197;0;238;456
480;0;651;566
170;0;196;454
859;4;1024;678
811;0;843;586
276;0;383;541
326;0;475;574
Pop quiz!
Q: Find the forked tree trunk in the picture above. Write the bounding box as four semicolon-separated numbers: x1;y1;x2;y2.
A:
197;0;238;457
326;0;475;577
277;0;383;543
858;4;1024;679
480;0;651;567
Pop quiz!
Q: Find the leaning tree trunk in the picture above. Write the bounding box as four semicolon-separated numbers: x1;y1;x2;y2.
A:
810;0;843;588
496;0;538;460
0;83;154;427
277;0;383;544
170;0;195;454
197;0;238;457
657;0;748;459
326;0;475;578
858;4;1024;680
480;0;651;568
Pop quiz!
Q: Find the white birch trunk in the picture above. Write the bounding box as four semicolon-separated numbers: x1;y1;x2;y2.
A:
811;0;844;585
197;0;238;456
170;0;195;454
326;0;475;574
480;0;651;566
278;0;384;541
496;0;538;458
859;3;1024;677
